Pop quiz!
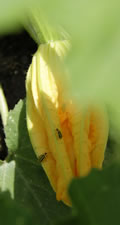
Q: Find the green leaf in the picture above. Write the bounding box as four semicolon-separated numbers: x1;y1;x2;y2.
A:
4;100;71;225
0;191;35;225
54;215;80;225
5;99;35;159
0;160;15;198
68;164;120;225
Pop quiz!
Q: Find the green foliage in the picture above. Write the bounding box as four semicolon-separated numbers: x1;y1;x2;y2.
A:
4;100;71;225
0;191;35;225
55;164;120;225
69;164;120;225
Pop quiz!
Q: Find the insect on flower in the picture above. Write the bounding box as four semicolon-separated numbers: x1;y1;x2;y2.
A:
38;153;47;163
56;128;62;139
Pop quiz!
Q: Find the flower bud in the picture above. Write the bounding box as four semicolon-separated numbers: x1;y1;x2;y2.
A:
26;40;109;206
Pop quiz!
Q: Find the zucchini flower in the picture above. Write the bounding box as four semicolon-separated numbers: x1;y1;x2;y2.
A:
26;40;109;206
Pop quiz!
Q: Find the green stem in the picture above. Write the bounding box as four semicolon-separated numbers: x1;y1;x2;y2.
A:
0;84;8;127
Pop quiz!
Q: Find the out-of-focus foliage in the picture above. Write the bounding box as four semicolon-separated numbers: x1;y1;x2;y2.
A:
38;0;120;98
0;0;38;34
55;164;120;225
4;100;71;225
0;191;35;225
68;164;120;225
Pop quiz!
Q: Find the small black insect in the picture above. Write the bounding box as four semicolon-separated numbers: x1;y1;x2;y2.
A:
56;128;63;139
38;153;47;163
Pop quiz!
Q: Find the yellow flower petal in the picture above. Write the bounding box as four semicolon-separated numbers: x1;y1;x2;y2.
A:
69;103;109;177
26;61;57;191
26;40;109;206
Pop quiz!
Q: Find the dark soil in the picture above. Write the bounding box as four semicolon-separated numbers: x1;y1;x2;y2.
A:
0;30;37;160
